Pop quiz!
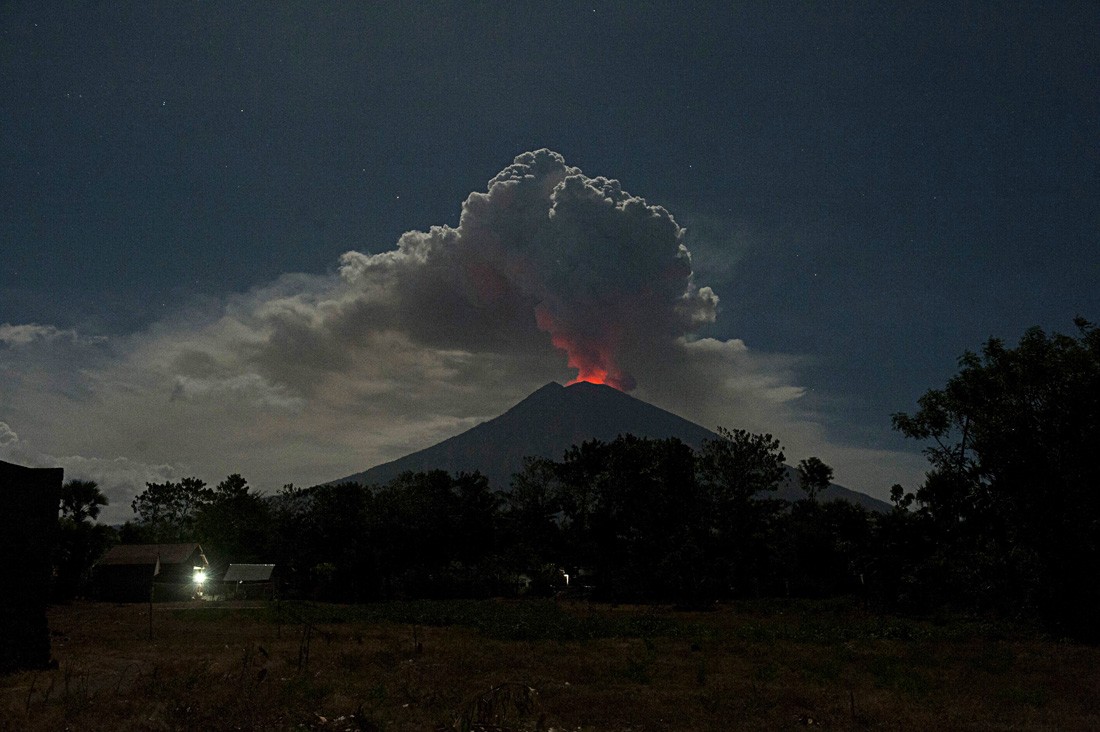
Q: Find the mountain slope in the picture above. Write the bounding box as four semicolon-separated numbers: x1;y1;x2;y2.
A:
330;381;891;512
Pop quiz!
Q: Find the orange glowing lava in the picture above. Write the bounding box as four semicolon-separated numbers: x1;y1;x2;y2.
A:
536;305;635;391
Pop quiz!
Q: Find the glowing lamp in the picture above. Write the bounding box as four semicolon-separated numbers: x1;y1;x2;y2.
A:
193;568;207;584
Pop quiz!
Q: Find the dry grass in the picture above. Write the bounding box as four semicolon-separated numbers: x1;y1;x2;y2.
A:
1;598;1098;730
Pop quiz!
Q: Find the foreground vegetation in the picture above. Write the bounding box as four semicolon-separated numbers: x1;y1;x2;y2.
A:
3;598;1099;731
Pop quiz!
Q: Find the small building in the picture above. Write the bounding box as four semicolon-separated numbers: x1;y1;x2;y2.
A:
222;563;276;600
95;543;209;602
0;460;62;672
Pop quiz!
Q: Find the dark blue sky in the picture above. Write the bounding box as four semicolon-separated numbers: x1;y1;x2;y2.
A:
2;3;1098;511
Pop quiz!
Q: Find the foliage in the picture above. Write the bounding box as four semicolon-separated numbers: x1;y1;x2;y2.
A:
270;481;373;601
796;456;834;502
500;456;564;577
194;474;272;567
499;432;857;606
780;498;872;598
697;428;788;599
697;427;787;503
113;431;882;605
60;479;108;523
54;480;116;601
549;435;703;602
261;471;508;602
892;318;1100;638
129;477;212;542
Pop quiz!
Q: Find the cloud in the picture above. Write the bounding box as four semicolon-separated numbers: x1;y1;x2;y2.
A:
0;421;18;446
0;150;925;511
0;323;104;346
170;373;305;411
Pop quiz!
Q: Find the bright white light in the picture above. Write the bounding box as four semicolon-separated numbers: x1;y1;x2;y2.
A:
193;569;207;584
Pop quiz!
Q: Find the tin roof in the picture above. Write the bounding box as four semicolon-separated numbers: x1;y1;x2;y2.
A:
98;543;207;567
222;564;275;582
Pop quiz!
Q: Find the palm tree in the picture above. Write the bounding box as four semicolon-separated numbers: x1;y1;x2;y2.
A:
55;479;114;601
60;479;108;524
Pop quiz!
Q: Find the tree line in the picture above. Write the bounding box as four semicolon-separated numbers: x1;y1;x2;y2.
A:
55;319;1100;640
60;433;866;606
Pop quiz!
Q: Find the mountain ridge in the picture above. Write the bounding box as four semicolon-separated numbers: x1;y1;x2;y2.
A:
329;381;891;512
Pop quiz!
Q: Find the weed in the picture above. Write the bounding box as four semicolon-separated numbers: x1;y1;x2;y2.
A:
972;643;1016;675
620;655;653;684
5;599;1099;731
450;682;545;732
998;685;1048;708
336;649;365;671
60;664;91;719
868;656;933;696
370;649;398;671
298;620;314;670
753;661;779;683
800;656;844;686
696;688;721;714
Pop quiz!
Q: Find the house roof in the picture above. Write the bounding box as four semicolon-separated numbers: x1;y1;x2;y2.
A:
98;543;207;567
223;564;275;582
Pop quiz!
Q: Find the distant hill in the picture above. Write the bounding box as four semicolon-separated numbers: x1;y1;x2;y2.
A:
329;381;892;512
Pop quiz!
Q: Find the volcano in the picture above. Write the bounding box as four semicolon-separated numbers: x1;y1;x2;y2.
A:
330;381;890;512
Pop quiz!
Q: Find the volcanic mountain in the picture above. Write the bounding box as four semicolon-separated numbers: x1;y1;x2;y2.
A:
331;381;891;512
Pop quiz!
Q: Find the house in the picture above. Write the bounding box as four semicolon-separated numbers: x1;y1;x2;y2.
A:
222;563;276;600
0;460;62;672
95;543;209;602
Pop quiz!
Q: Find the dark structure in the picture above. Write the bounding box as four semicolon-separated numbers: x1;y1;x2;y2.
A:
94;543;209;602
222;563;276;600
0;460;62;673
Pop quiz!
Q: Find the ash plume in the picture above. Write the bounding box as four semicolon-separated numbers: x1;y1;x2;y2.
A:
336;149;718;390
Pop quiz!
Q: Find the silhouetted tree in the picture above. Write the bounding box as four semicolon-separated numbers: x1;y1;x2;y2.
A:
128;436;906;607
54;480;116;601
697;427;787;597
503;457;565;584
129;477;212;542
359;470;505;599
551;436;703;603
451;471;501;565
61;479;108;523
303;481;374;600
266;484;314;597
864;497;935;611
779;498;873;597
893;318;1100;637
195;474;271;566
796;456;833;503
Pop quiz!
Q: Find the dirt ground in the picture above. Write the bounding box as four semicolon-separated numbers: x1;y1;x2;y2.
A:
1;599;1099;731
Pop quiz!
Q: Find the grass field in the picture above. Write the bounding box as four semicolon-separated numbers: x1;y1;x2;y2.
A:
2;598;1098;730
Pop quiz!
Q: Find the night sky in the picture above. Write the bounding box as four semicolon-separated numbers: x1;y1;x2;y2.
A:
3;3;1098;522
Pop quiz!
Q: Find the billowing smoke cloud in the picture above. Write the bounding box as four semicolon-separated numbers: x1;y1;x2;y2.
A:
315;149;718;392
